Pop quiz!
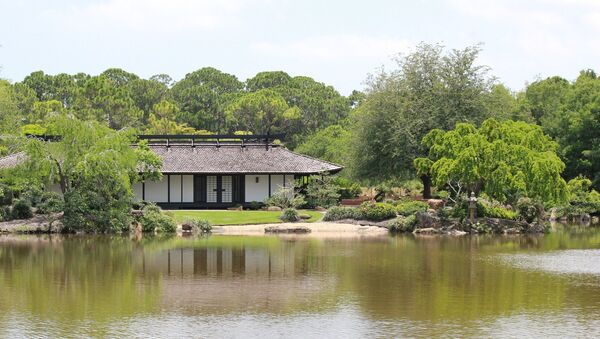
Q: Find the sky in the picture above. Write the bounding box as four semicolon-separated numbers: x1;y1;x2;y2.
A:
1;0;599;95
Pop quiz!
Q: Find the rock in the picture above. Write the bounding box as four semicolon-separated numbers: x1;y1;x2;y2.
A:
427;199;445;210
448;229;467;236
504;227;521;234
413;227;441;234
315;206;327;212
267;206;282;211
298;214;312;220
415;212;443;229
264;225;311;234
181;223;194;232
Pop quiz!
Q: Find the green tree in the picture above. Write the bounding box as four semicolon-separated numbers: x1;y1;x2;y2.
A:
352;43;496;183
22;115;162;232
295;125;351;167
414;118;568;205
226;89;300;134
170;67;243;132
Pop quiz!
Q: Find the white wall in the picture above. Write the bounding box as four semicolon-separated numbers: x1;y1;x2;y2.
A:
132;182;143;201
169;175;182;203
245;175;269;202
145;177;169;202
270;175;284;196
182;175;194;202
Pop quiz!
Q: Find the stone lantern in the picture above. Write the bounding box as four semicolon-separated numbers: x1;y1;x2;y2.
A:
468;192;477;223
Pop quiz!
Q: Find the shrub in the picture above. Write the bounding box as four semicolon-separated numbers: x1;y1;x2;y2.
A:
437;207;452;224
21;185;45;207
140;204;177;233
477;199;517;220
0;206;12;221
334;177;362;199
36;192;64;214
279;208;299;222
305;175;341;208
248;201;262;210
11;199;33;220
387;215;417;232
516;197;544;223
0;183;15;206
323;206;364;221
185;219;212;234
265;186;305;209
359;202;397;221
396;200;428;216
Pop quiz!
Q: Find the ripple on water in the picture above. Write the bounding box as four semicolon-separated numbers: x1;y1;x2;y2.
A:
499;249;600;277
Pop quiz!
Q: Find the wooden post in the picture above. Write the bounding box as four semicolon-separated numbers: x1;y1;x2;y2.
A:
268;174;272;198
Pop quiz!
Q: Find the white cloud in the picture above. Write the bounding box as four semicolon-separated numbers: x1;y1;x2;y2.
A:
251;35;412;61
55;0;262;33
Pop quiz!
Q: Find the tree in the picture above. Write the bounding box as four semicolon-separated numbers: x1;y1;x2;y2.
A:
170;67;243;132
0;80;20;132
414;118;568;205
22;115;162;232
226;89;300;134
352;43;496;182
295;125;351;167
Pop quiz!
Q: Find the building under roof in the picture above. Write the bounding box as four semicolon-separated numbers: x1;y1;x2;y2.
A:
0;134;343;209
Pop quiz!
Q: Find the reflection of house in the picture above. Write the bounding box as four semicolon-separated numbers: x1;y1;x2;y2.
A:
136;246;298;277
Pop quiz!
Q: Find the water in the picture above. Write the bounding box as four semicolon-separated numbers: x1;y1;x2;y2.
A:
2;225;600;338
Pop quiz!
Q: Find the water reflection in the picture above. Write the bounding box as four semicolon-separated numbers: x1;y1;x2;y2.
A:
1;228;600;337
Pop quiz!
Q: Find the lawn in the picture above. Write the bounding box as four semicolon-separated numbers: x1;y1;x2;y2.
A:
167;210;323;225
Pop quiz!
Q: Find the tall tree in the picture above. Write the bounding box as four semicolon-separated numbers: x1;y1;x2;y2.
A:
170;67;243;132
352;43;496;183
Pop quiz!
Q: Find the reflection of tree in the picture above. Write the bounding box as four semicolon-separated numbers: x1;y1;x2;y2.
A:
334;234;600;323
0;235;161;332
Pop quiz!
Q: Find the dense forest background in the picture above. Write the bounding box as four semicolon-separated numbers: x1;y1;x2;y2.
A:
1;43;599;189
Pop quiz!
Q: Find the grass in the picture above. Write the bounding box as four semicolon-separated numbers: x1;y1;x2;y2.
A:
167;209;323;225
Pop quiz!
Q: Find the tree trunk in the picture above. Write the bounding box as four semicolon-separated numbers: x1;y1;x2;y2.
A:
421;175;432;199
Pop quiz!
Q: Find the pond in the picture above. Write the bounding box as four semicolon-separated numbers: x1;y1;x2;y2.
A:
2;223;600;337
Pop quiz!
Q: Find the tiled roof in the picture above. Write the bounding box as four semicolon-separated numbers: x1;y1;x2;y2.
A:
147;144;343;174
0;152;26;170
0;145;343;174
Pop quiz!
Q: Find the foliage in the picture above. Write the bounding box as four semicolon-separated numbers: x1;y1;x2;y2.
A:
184;219;212;234
295;125;351;168
387;215;417;232
0;182;15;206
264;186;305;209
516;197;544;223
248;201;262;210
477;198;517;220
279;208;300;222
395;200;429;216
11;199;33;220
564;176;600;216
305;175;341;208
140;204;177;233
333;177;362;199
323;206;364;221
415;118;568;205
359;202;397;221
36;192;64;215
352;43;496;181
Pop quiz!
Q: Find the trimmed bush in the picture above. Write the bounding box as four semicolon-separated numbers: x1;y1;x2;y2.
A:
359;202;397;221
395;200;428;216
279;208;299;222
140;204;177;233
516;197;544;223
323;206;364;221
11;199;33;220
387;215;417;232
